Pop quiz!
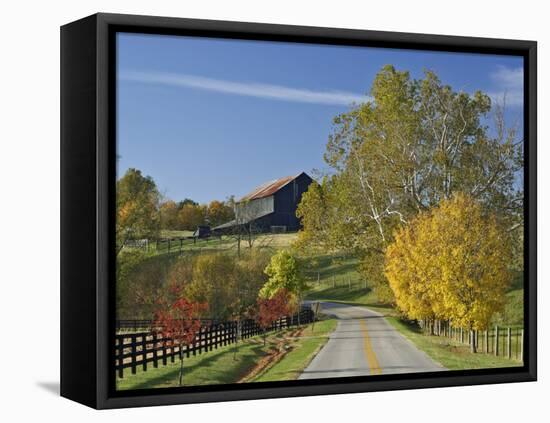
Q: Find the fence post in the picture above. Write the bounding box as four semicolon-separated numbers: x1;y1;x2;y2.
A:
494;326;499;356
153;333;158;368
170;339;175;363
520;329;524;362
348;277;351;291
198;328;203;354
117;336;124;378
142;335;148;371
131;335;137;374
162;338;167;365
507;328;512;359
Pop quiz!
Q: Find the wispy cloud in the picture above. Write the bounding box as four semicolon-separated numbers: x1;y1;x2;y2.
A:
488;65;524;107
120;70;370;106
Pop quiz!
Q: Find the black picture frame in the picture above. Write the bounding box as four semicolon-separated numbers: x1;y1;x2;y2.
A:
60;12;537;409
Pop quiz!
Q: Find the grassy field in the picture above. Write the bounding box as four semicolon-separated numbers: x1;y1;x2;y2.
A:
385;317;523;370
303;254;395;315
128;232;299;257
159;229;194;238
116;319;337;390
251;319;337;382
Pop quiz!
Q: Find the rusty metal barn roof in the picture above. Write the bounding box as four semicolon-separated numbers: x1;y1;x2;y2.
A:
239;173;303;202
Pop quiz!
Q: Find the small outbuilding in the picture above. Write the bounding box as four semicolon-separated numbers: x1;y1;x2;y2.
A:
193;225;211;239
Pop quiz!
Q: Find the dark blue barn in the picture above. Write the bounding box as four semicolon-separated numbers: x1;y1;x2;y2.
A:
213;172;313;233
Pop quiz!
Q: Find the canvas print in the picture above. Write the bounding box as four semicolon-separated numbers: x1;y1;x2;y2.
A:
115;33;525;391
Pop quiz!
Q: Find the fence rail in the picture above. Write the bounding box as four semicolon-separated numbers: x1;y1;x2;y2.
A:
116;318;217;332
123;235;224;254
115;309;314;378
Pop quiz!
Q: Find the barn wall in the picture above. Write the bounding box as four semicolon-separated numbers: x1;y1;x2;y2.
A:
272;173;313;230
236;195;274;221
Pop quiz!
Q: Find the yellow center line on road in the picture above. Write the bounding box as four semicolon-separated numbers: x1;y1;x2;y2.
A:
360;319;382;375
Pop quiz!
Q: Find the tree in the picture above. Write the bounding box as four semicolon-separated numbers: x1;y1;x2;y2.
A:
298;65;522;302
177;203;207;231
229;250;271;359
116;168;160;254
256;289;291;346
159;200;179;230
177;198;198;209
295;178;330;250
261;250;307;300
384;194;512;352
260;250;307;323
183;253;238;321
153;283;207;386
224;199;264;257
207;200;235;227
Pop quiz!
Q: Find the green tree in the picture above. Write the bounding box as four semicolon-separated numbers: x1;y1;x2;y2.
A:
260;250;307;318
116;168;160;254
298;65;522;302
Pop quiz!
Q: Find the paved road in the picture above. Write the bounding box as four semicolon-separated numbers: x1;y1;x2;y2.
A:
299;302;445;379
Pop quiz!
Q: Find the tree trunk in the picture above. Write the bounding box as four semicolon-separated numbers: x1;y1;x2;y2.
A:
470;329;477;353
233;322;240;361
178;357;184;386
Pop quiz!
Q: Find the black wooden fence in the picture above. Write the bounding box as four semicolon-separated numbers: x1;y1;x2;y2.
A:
115;309;314;378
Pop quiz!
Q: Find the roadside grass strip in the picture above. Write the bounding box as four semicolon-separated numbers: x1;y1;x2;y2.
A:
385;317;523;370
251;319;337;382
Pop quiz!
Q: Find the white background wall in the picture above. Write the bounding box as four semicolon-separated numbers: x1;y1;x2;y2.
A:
0;0;546;421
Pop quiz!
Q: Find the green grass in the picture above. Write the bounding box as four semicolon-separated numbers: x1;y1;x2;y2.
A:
117;330;286;390
303;253;394;314
385;317;523;370
116;320;336;390
252;319;337;382
127;232;299;257
305;285;395;315
159;230;194;238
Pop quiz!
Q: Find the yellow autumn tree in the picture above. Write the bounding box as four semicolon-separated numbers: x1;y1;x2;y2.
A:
385;193;512;351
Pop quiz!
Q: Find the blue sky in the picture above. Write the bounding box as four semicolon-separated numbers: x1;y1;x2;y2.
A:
117;33;523;204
